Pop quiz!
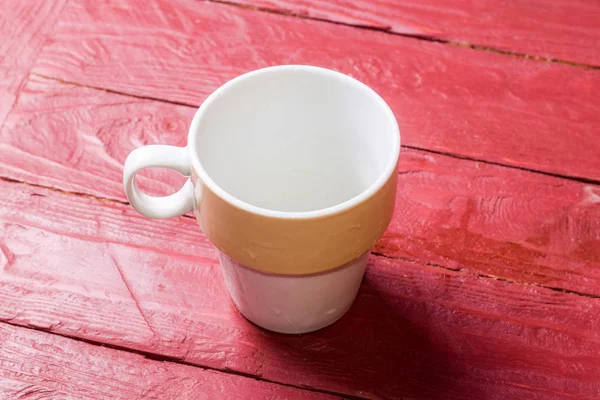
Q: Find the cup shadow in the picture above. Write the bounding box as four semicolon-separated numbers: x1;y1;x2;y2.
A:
253;261;477;399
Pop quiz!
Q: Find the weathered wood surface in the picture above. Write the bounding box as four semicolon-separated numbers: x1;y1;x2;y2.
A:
1;1;599;399
1;75;599;296
2;180;600;399
0;322;334;400
0;0;65;125
380;150;600;296
226;0;600;66
30;0;600;180
0;75;191;200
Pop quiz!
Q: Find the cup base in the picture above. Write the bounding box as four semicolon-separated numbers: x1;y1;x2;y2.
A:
218;251;369;334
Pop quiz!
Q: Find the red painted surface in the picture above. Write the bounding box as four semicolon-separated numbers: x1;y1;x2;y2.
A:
0;0;65;125
2;181;600;399
1;75;599;295
0;323;333;399
30;0;600;181
1;0;599;399
230;0;600;66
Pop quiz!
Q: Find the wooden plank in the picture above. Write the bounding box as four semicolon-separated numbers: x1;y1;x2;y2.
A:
0;75;192;200
378;149;600;295
0;0;66;126
0;323;334;400
1;180;600;399
1;75;599;296
227;0;600;66
29;0;600;180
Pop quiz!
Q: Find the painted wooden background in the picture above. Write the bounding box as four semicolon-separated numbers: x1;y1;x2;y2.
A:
225;0;600;67
1;0;599;399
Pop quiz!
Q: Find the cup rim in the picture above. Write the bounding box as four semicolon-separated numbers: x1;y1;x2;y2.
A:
188;64;400;220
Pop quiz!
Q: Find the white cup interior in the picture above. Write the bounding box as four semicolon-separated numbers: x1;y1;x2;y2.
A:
193;66;397;213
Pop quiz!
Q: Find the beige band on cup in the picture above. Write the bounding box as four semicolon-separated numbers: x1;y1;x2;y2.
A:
195;168;398;275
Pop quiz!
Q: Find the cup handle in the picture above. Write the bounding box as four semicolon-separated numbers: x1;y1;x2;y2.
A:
123;145;195;219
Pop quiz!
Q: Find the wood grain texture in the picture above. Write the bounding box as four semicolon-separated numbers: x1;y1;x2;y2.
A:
1;75;599;295
0;0;66;126
226;0;600;66
381;150;600;296
30;0;600;180
0;323;333;400
0;75;192;200
2;180;600;399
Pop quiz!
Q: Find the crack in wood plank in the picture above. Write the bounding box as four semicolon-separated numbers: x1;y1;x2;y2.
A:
0;242;16;271
0;176;127;206
12;385;57;400
108;252;159;339
206;0;600;70
0;176;196;220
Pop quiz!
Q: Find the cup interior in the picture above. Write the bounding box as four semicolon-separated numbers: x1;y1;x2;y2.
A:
193;66;398;213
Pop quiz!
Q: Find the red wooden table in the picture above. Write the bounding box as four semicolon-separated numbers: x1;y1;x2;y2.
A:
1;1;599;399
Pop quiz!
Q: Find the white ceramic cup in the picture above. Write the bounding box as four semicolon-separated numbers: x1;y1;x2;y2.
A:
123;65;400;333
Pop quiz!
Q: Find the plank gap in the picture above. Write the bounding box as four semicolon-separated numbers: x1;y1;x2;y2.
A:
402;145;600;186
0;319;360;400
207;0;600;70
372;251;600;300
30;73;198;108
0;175;197;221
